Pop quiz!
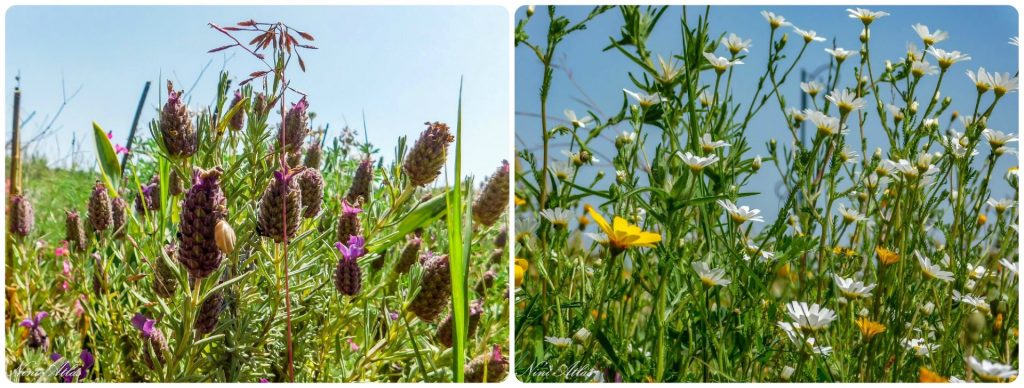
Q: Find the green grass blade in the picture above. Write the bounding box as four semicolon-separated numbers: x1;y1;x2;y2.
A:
446;77;468;382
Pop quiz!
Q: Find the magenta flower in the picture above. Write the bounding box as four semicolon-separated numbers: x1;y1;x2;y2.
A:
335;235;367;261
55;241;69;257
20;311;48;330
347;338;360;351
341;200;362;216
259;378;269;383
106;131;113;140
131;313;158;339
115;144;129;155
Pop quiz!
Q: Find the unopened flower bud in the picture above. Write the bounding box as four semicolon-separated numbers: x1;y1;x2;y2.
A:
214;220;235;255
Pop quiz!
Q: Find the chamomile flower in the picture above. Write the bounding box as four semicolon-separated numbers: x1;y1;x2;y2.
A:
805;110;847;136
515;214;538;240
544;336;573;348
967;263;990;280
540;208;572;229
623;89;666;108
699;89;715;107
692;261;731;287
787;107;806;123
915;251;954;282
721;33;753;55
989;71;1019;96
833;275;876;299
760;11;790;29
838;146;860;164
825;47;858;62
704;52;744;74
584;204;661;255
981;128;1018;148
837;203;867;223
942;130;979;159
911;60;939;78
800;80;824;96
986;198;1015;213
717;199;765;223
784;301;837;332
793;27;826;43
825;89;866;114
743;241;775;262
967;67;993;93
573;327;591;343
617;131;636;145
677;152;720;172
966;357;1018;382
564;109;593;128
926;47;971;69
562;149;598;166
911;23;949;46
886;104;905;122
655;55;682;83
952;290;989;312
700;134;731;153
847;8;889;25
549;161;572;180
902;338;939;356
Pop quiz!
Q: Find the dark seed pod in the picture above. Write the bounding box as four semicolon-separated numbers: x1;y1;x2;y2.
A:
111;197;127;238
257;169;301;243
278;97;309;153
88;181;112;233
304;142;323;170
153;245;179;299
336;200;362;245
135;176;160;214
169;170;184;197
489;248;504;265
464;345;508;382
370;249;388;271
159;83;197;158
494;226;507;249
65;210;87;253
297;168;324;218
228;90;246;132
178;167;228;279
254;93;268;117
472;160;509;227
334;236;366;296
436;300;484;348
476;269;497;294
8;195;34;237
394;235;422;274
194;291;224;335
403;122;453;186
345;158;374;204
408;252;451;322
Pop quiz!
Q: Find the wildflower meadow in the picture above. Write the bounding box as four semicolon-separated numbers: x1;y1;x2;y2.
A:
5;16;509;382
514;5;1019;383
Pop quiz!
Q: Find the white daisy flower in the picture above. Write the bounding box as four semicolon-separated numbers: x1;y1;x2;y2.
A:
793;27;826;43
617;131;636;145
837;203;867;223
700;134;731;153
623;88;666;107
539;208;572;229
990;71;1019;95
692;261;731;287
833;275;876;299
721;33;752;55
886;104;905;122
800;80;824;96
847;8;889;25
952;290;989;312
544;336;573;348
717;199;765;223
656;55;682;83
911;23;949;46
787;107;806;122
573;327;591;342
942;130;979;159
516;214;538;239
916;251;954;282
549;161;572;180
677;151;719;172
911;60;939;78
838;146;860;164
703;52;744;73
805;110;847;136
564;109;593;128
825;47;858;62
743;241;775;262
966;357;1018;382
982;128;1018;148
785;301;837;332
967;67;993;92
825;89;866;113
967;263;990;280
926;47;971;69
902;338;939;356
999;258;1018;276
760;11;790;29
1011;36;1020;47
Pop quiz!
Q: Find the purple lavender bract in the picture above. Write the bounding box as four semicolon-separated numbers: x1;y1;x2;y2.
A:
257;168;301;243
8;195;34;237
178;167;227;279
159;84;197;158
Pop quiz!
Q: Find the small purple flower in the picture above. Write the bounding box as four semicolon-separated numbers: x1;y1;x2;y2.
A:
341;200;362;216
79;349;94;379
388;310;400;321
346;338;360;352
20;311;48;329
131;313;157;339
335;235;367;261
259;378;269;383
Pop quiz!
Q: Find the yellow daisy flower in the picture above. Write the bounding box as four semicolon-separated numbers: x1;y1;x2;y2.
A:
585;204;661;255
855;317;886;340
876;247;900;265
919;367;948;383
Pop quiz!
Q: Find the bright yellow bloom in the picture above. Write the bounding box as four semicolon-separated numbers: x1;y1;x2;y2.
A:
977;214;988;226
515;258;529;272
855;317;886;340
585;204;661;255
919;367;948;383
876;247;900;265
577;214;590;229
995;313;1004;331
514;264;525;288
515;196;526;206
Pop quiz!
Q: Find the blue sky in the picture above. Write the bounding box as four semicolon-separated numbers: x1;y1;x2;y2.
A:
515;5;1019;218
5;6;509;180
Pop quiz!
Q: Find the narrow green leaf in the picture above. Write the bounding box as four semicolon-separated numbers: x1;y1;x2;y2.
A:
92;121;122;195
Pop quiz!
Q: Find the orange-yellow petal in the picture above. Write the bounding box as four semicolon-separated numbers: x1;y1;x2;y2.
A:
586;205;613;237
